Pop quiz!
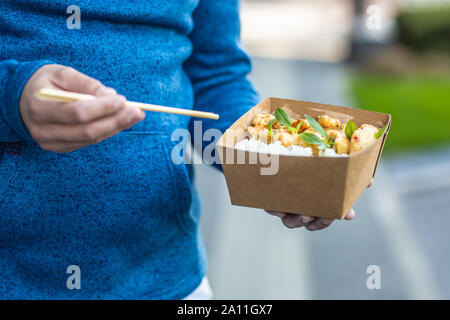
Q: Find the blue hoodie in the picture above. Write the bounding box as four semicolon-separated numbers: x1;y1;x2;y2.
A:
0;0;259;299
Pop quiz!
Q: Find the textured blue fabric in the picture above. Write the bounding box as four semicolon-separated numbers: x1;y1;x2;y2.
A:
0;0;259;299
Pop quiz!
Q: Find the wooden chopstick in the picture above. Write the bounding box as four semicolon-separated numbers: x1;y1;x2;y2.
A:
35;88;219;120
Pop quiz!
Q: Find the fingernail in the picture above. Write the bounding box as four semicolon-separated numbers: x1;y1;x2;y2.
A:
321;219;333;225
301;216;314;224
346;209;356;220
105;87;116;95
99;87;116;96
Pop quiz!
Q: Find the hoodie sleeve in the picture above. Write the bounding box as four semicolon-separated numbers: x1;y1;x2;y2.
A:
0;59;53;141
184;0;260;168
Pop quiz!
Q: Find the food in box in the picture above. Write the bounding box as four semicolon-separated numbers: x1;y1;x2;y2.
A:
216;97;391;219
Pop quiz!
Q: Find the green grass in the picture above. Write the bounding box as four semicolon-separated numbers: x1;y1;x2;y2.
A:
351;74;450;153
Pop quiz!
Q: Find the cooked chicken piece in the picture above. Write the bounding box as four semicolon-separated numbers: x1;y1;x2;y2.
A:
246;126;273;143
318;115;342;130
349;124;378;154
252;113;277;129
247;126;259;140
291;119;311;133
277;126;290;133
277;132;299;147
361;124;379;130
258;129;272;144
327;129;350;154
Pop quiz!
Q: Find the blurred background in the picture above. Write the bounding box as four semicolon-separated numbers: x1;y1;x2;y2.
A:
195;0;450;299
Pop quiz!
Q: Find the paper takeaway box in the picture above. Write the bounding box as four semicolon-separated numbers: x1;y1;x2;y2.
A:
216;97;391;220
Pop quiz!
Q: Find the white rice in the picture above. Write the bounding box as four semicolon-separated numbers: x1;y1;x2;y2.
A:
234;139;348;157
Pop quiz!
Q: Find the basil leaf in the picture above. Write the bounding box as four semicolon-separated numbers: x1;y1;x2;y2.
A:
344;119;358;139
300;133;330;149
304;114;328;141
375;124;388;139
275;108;292;128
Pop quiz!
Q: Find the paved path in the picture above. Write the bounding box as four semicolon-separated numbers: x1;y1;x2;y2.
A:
195;58;449;299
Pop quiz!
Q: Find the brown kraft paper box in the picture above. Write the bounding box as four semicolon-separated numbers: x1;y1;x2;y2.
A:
216;97;391;220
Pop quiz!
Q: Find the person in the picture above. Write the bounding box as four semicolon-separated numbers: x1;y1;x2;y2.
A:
0;1;355;299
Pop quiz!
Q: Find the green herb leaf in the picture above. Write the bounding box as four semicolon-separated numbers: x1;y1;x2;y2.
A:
344;119;358;140
275;108;292;128
295;121;302;131
374;124;388;139
287;127;298;134
267;118;275;132
329;136;336;146
304;114;328;141
267;118;275;139
300;133;330;149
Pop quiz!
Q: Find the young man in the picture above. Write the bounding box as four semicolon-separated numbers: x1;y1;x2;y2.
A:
0;1;354;299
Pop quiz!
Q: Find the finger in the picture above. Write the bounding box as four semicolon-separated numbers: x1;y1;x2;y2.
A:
305;218;335;231
265;210;286;218
84;106;144;142
40;105;145;143
344;208;356;220
96;86;117;97
281;214;314;229
52;67;106;96
38;141;87;153
367;178;374;188
40;95;127;124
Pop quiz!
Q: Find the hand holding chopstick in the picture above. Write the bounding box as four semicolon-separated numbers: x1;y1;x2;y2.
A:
21;64;217;153
35;88;219;120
